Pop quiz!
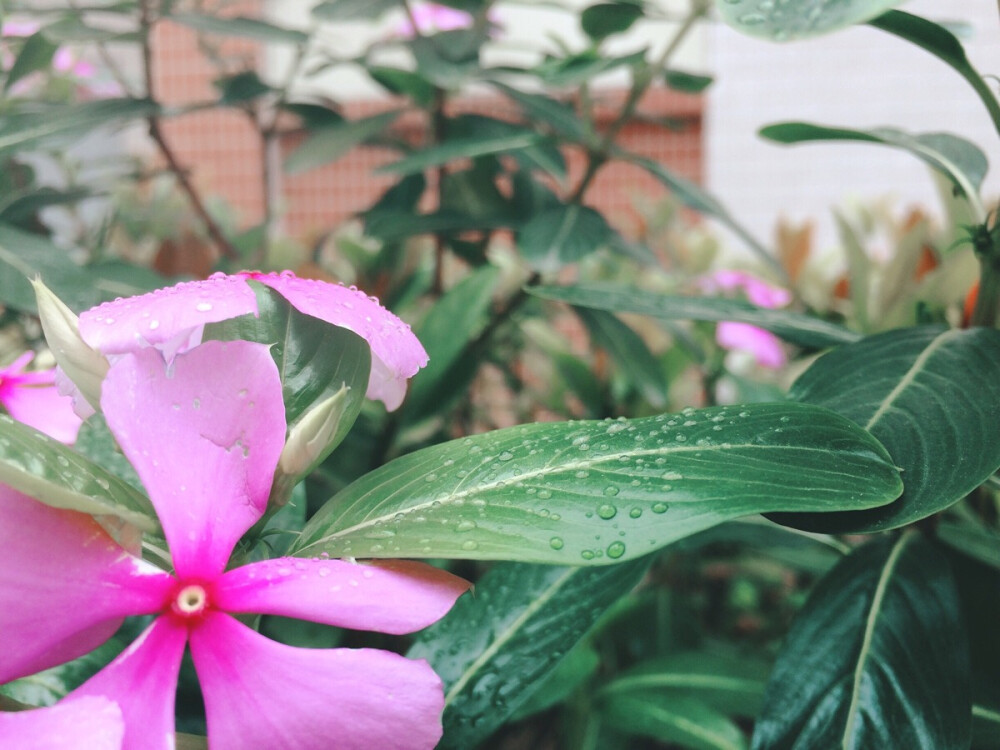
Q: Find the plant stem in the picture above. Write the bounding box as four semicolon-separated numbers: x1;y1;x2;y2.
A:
138;0;239;262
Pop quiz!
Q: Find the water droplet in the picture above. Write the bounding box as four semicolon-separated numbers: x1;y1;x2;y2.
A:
192;398;201;410
580;549;595;560
497;451;514;461
456;520;477;532
537;490;552;500
629;507;642;519
318;567;330;577
597;504;617;520
196;302;213;312
603;485;619;497
461;539;479;551
652;502;669;514
662;471;682;481
148;319;159;330
549;537;564;550
574;470;589;479
607;541;626;559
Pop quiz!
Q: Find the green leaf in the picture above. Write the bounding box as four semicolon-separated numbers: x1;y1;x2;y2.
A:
203;282;371;440
751;534;970;750
410;558;652;749
0;415;158;533
626;155;781;272
665;68;714;93
366;66;436;108
401;266;500;424
489;81;588;141
284;110;402;175
0;186;93;225
214;70;273;105
73;414;144;491
4;32;58;93
518;205;613;271
602;693;747;750
537;49;646;88
170;13;307;44
716;0;901;41
601;651;771;719
289;402;901;563
312;0;398;21
581;2;645;40
761;123;987;209
531;284;859;350
774;326;1000;533
0;99;158;157
510;643;601;720
377;132;546;176
410;28;487;88
0;223;101;312
574;306;667;408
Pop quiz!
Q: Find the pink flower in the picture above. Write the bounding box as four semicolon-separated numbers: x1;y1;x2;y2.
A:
77;271;428;412
395;3;476;36
0;339;468;749
0;351;82;443
0;696;124;749
700;270;792;370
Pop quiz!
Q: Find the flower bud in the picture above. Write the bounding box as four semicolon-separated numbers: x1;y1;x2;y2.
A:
32;278;109;411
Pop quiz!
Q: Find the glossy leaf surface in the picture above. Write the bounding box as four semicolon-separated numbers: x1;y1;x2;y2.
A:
291;402;901;563
775;326;1000;532
716;0;900;41
603;693;747;750
751;534;970;750
410;558;651;749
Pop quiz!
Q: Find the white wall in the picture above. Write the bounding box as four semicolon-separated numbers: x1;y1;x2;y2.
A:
706;0;1000;254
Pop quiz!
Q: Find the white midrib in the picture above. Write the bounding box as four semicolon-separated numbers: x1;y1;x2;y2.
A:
301;441;849;548
841;533;914;749
864;330;957;431
636;702;743;750
443;567;577;706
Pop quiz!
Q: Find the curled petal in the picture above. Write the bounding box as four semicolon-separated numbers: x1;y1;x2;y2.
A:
191;612;445;750
243;272;428;410
100;341;285;579
214;558;470;635
0;486;174;683
72;617;187;750
0;696;124;750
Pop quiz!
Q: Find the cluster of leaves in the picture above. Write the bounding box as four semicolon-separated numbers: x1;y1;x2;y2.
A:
1;0;999;748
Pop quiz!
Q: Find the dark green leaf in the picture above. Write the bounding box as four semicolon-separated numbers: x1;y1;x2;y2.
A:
510;643;601;720
377;132;547;176
366;66;436;108
203;283;371;451
290;402;901;563
74;414;143;491
575;306;667;408
775;326;1000;532
716;0;901;40
603;693;747;750
0;414;158;533
4;32;58;93
531;284;859;350
410;558;651;749
751;534;970;750
581;2;645;40
171;13;307;44
402;265;499;424
410;28;486;88
537;49;646;88
363;210;515;242
284;110;402;175
518;205;612;271
0;223;100;312
665;68;714;93
214;70;273;105
602;651;771;718
761;122;987;203
0;186;93;224
0;98;158;157
489;81;588;140
363;173;427;223
439;162;510;220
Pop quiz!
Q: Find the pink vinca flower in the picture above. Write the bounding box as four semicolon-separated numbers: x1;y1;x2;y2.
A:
395;3;474;36
700;270;792;369
0;351;82;443
0;340;468;749
77;271;427;412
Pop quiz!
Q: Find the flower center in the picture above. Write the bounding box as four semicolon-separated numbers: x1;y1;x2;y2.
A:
171;583;209;617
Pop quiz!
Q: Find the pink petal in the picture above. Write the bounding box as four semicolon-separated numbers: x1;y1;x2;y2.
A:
716;322;787;369
2;382;83;443
78;272;428;411
701;270;792;310
214;558;469;635
100;341;285;579
0;696;124;750
190;611;445;750
72;617;187;750
239;272;428;411
0;486;174;683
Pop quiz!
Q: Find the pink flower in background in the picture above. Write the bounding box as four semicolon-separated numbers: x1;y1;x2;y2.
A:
0;351;82;443
77;271;428;411
395;3;475;36
700;270;792;369
0;340;468;749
